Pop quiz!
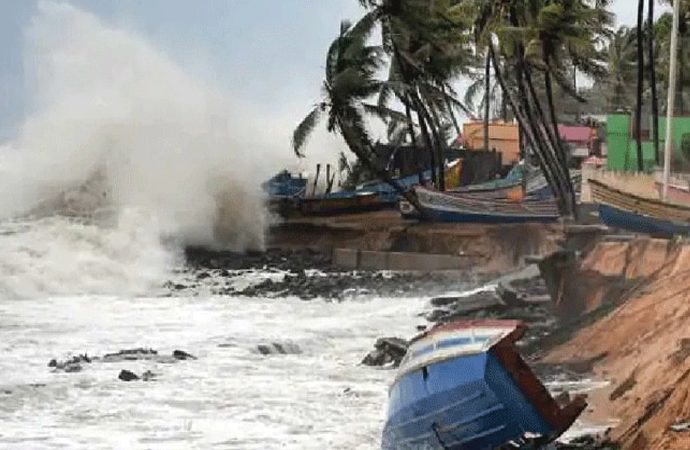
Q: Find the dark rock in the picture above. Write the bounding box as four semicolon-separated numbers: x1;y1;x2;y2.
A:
118;370;139;382
362;337;409;368
102;348;158;362
63;363;82;373
256;342;302;356
196;271;211;280
496;283;525;307
555;433;619;449
172;350;197;360
554;391;572;407
430;295;460;307
49;354;92;372
141;370;157;381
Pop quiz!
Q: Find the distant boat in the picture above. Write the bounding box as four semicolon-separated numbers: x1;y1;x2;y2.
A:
382;320;586;450
296;190;390;216
590;178;690;237
408;186;560;223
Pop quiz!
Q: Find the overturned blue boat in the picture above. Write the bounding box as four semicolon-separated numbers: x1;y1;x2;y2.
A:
382;320;586;450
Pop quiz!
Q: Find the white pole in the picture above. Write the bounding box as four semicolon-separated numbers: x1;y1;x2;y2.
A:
663;0;681;200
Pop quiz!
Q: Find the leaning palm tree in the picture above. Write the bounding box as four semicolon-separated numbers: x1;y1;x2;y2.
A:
635;0;646;171
362;0;475;192
516;0;613;214
649;0;660;164
292;19;423;211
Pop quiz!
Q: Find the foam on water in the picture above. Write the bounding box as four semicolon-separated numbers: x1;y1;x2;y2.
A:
0;212;175;300
0;288;429;450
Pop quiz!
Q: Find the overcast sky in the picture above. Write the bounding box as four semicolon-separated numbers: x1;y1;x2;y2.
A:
0;0;671;141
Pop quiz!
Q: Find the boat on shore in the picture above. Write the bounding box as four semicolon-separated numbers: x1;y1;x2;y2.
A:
408;186;560;223
382;320;586;450
590;178;690;237
296;190;391;216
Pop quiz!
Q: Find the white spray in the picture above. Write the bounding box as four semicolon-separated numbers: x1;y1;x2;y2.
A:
0;2;280;298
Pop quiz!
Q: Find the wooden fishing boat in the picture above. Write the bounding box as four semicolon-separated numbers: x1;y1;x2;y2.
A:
297;191;390;216
590;178;690;237
382;320;586;450
411;186;560;223
654;181;690;205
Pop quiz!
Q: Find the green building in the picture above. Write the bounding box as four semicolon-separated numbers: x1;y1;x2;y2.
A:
606;113;690;172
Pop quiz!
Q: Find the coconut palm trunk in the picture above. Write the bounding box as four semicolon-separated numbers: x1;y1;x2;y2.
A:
489;45;569;215
484;49;491;152
635;0;645;171
338;118;425;213
544;61;578;218
404;96;424;183
648;0;660;165
416;108;437;186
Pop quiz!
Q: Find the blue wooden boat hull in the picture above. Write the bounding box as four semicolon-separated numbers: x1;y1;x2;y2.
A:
598;204;690;238
382;320;585;450
383;351;553;449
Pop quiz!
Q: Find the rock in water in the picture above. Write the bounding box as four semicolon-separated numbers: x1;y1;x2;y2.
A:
256;342;302;356
172;350;196;360
141;370;157;381
48;354;92;372
496;283;524;307
362;337;409;368
102;348;158;362
118;370;139;382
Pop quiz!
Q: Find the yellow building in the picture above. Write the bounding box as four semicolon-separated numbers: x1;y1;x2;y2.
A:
462;121;520;165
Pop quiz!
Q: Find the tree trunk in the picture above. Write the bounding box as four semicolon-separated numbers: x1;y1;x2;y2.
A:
524;68;572;207
425;98;447;192
416;108;437;187
441;84;461;137
648;0;660;165
545;63;578;219
676;37;685;116
489;45;567;216
484;49;491;152
338;118;426;214
404;94;424;184
635;0;645;172
522;70;571;215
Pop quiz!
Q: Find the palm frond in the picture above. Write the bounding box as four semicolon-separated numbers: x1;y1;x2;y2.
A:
292;105;324;157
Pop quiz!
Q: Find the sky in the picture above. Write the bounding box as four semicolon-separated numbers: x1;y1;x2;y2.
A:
0;0;671;144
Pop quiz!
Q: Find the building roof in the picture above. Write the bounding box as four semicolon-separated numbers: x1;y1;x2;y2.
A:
558;124;595;143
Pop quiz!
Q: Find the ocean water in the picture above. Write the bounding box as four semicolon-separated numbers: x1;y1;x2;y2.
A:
0;273;429;450
0;3;609;448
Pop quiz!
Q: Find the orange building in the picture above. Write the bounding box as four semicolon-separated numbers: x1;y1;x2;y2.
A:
462;121;521;165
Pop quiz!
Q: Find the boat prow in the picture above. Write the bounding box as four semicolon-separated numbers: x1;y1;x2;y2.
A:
382;320;586;450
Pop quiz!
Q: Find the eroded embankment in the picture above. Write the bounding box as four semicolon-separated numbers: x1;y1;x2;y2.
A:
269;211;562;274
543;237;690;450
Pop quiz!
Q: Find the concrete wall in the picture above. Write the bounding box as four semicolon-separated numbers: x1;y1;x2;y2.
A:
333;248;479;272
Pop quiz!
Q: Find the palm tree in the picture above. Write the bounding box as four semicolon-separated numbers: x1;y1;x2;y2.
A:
604;26;638;110
649;0;661;165
635;0;645;171
292;19;424;211
362;0;475;191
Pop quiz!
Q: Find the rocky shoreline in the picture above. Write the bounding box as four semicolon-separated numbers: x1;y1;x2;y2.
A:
181;246;614;448
178;247;490;300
